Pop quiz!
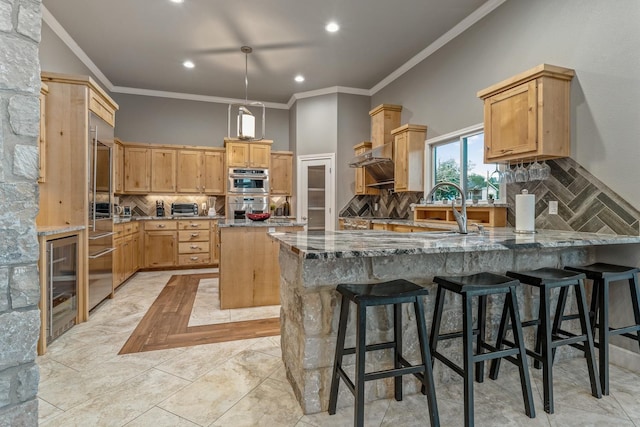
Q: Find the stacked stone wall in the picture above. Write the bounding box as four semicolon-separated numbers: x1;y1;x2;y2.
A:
0;0;42;425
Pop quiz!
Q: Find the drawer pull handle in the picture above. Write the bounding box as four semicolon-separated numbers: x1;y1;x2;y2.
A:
190;224;199;227
190;256;199;261
191;232;199;237
158;224;166;228
190;245;200;249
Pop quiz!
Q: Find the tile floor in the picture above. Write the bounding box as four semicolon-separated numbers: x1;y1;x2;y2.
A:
37;269;640;426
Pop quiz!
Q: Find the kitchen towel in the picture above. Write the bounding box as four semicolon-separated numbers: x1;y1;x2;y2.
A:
515;189;536;233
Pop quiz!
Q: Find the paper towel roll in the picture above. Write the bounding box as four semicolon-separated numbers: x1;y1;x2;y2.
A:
515;190;536;233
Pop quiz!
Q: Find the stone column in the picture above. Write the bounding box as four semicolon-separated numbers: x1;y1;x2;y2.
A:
0;0;43;425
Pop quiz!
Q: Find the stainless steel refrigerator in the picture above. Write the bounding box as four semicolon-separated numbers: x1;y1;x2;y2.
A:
88;112;115;311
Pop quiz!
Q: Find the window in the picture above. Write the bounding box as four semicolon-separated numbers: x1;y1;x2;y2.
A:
426;124;503;203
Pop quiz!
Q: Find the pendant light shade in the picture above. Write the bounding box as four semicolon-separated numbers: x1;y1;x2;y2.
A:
228;46;265;141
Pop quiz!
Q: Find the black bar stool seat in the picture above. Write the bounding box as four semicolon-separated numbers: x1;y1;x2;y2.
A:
328;279;439;427
490;267;602;414
564;263;640;395
430;272;535;427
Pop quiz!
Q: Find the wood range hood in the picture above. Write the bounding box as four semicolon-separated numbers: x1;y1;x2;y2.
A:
348;142;394;188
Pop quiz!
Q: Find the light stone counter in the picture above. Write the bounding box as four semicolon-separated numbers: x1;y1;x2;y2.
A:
218;218;306;228
270;228;640;414
37;225;85;236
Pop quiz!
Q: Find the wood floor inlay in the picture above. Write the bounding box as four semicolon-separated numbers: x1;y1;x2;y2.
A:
119;273;280;354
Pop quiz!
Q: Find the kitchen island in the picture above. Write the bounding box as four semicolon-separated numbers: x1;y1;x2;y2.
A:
218;219;305;309
270;228;640;414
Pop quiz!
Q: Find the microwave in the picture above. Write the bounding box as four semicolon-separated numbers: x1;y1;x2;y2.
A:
228;168;269;194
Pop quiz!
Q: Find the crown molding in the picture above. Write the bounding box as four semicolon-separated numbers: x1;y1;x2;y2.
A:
286;86;370;108
42;5;115;92
370;0;507;95
111;86;289;110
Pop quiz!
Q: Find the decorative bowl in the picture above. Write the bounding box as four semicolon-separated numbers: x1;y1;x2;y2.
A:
246;212;271;221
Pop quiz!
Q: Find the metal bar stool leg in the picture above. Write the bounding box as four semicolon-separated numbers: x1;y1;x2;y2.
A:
414;298;440;427
540;286;554;414
589;281;600;338
575;280;602;399
463;294;475;427
599;279;610;395
328;295;350;415
354;303;368;427
628;275;640;348
551;286;569;364
533;291;545;370
429;285;445;367
394;302;403;401
488;295;509;380
476;295;487;383
507;286;535;418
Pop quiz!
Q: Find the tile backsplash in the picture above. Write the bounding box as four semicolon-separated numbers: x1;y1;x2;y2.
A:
117;195;225;217
340;158;639;236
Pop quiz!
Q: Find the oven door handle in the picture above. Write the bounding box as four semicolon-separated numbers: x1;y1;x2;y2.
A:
229;174;267;179
88;247;115;259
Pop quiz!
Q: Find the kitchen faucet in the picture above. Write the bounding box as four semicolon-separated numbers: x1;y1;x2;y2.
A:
425;182;468;234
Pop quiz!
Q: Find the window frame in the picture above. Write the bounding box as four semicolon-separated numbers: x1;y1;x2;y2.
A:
424;123;505;203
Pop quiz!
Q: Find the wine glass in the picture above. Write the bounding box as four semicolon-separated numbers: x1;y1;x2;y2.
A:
502;161;515;184
515;161;528;183
528;158;542;181
539;160;551;180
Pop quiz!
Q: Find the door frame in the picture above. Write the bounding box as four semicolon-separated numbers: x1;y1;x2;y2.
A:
296;153;336;231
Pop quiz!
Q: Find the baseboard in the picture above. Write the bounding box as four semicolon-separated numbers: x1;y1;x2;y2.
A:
610;344;640;374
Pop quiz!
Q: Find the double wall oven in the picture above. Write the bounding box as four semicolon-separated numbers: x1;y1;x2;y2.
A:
88;112;115;311
227;168;270;219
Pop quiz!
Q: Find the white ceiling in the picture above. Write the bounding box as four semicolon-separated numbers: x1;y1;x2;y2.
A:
43;0;499;105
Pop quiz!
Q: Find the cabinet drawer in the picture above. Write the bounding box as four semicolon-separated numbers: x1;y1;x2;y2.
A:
144;220;177;230
89;89;115;127
123;223;134;235
178;241;210;254
178;220;209;230
178;230;209;242
179;254;211;265
114;224;125;239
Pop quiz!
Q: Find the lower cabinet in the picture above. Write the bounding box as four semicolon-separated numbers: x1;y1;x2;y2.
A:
144;220;178;268
177;220;211;266
113;221;141;288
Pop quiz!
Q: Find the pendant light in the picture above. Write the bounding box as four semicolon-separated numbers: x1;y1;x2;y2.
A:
228;46;265;140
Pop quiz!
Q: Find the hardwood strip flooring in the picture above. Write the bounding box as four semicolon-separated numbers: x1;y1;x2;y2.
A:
119;273;280;354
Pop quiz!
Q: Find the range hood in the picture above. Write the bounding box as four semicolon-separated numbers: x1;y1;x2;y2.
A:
348;143;394;187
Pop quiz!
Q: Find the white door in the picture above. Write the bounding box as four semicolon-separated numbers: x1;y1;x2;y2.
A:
297;154;335;231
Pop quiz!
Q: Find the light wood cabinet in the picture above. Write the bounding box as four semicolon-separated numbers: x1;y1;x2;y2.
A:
369;104;402;159
353;142;379;195
113;221;140;288
392;124;427;192
89;88;116;127
176;149;226;194
144;232;177;268
270;151;293;195
477;64;574;163
225;139;272;168
151;148;176;192
113;139;124;194
413;205;507;227
38;82;48;183
219;225;303;309
203;150;225;194
211;220;219;264
124;146;151;193
177;220;211;266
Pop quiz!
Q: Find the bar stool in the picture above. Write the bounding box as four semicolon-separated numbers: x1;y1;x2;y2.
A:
430;272;535;427
328;279;439;427
563;263;640;395
489;268;602;414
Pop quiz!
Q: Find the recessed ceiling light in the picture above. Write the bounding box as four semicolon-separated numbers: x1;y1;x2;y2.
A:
294;75;305;83
325;22;339;33
170;0;184;3
183;60;195;69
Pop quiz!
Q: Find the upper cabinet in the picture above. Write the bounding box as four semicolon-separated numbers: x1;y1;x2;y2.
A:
225;139;272;168
113;138;124;194
203;150;226;194
270;151;293;195
176;148;225;194
353;142;379;195
392;124;427;192
150;148;176;192
477;64;575;163
124;146;151;193
369;104;402;159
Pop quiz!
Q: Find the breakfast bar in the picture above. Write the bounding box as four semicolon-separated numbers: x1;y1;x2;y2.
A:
270;228;640;414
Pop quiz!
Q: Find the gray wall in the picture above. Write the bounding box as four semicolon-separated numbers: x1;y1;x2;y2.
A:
337;94;371;212
295;94;338;156
40;22;99;81
372;0;640;211
111;93;290;150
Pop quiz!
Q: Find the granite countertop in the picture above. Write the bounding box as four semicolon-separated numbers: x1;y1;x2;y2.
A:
114;215;225;224
270;228;640;260
218;219;306;228
37;225;86;236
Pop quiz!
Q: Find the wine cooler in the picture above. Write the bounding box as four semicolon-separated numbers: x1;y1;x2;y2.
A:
46;235;78;344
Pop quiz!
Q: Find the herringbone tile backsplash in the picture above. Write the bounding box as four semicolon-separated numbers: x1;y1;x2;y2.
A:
117;195;226;217
340;157;640;236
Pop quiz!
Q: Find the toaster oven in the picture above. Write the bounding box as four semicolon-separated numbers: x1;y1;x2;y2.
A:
171;203;198;216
